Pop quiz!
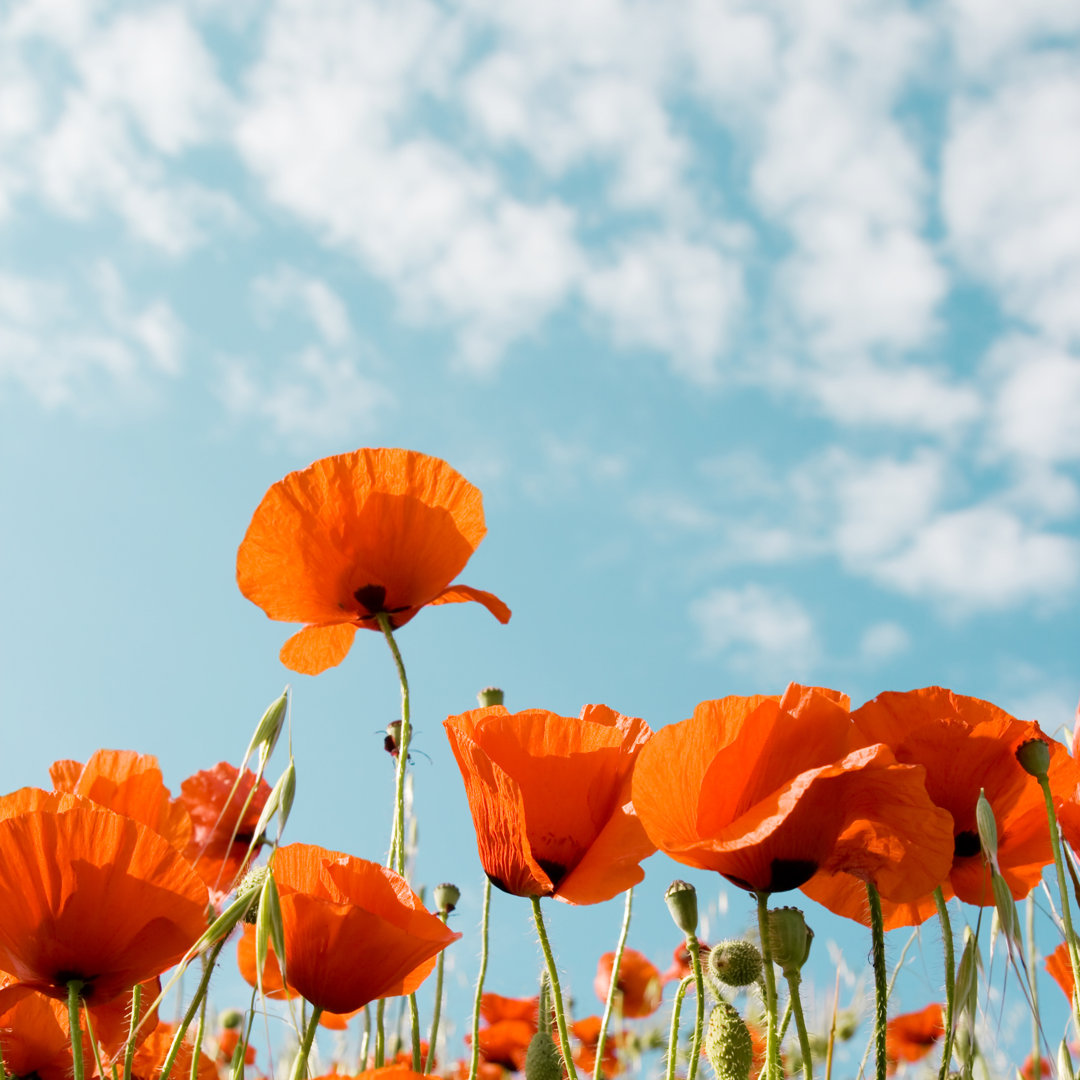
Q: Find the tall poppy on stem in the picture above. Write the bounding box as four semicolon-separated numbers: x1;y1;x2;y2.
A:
237;448;510;675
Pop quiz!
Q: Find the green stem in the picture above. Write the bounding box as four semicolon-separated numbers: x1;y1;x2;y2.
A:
664;977;694;1080
755;892;781;1080
426;909;451;1074
359;1006;372;1072
595;887;634;1080
468;878;492;1080
189;973;209;1080
1026;895;1041;1080
289;1006;323;1080
935;888;956;1080
408;994;422;1071
685;934;705;1080
531;896;577;1080
866;882;888;1080
376;613;411;878
784;970;814;1080
122;983;141;1080
157;937;228;1080
68;981;85;1080
1039;774;1080;1036
375;1000;386;1068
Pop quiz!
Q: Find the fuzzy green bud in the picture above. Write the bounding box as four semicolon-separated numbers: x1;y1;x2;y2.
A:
219;1009;243;1030
1016;737;1051;780
705;1001;753;1080
835;1011;858;1041
434;882;461;913
767;906;813;974
708;939;763;988
524;1031;563;1080
665;879;699;936
478;687;505;707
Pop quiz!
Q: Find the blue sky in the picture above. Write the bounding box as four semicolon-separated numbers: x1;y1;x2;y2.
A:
2;0;1080;1071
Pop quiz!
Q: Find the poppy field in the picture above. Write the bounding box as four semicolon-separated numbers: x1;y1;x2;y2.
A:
3;446;1079;1080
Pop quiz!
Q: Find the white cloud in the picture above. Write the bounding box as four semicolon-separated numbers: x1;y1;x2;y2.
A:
984;335;1080;465
806;360;982;435
858;621;911;663
0;264;183;408
946;0;1080;76
872;505;1078;612
254;267;354;348
690;583;819;676
582;233;744;384
943;63;1080;343
219;347;394;444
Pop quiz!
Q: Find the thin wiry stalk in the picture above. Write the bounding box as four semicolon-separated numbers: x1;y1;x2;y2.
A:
595;887;634;1080
468;878;492;1080
531;896;577;1080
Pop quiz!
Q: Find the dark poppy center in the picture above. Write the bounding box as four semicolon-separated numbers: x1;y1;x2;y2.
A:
536;857;569;890
723;858;819;894
353;583;388;612
954;830;981;858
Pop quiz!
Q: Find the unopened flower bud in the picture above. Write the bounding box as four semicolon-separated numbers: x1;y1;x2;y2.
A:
767;906;813;974
478;687;505;708
705;1001;753;1080
835;1011;858;1041
219;1009;243;1030
1016;738;1051;780
708;939;763;987
524;1030;563;1080
665;879;699;936
434;882;460;913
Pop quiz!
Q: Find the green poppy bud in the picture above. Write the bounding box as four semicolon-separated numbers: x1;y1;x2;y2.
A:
708;939;763;988
705;1001;753;1080
525;1031;563;1080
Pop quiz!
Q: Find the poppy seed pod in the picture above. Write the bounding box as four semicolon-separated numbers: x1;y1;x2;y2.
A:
1016;738;1051;780
478;687;505;707
705;1001;753;1080
767;907;813;974
708;939;763;988
434;882;460;913
664;879;698;936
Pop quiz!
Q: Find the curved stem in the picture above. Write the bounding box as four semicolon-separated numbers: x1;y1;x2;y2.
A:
665;977;694;1080
1039;774;1080;1036
375;1000;386;1068
468;878;492;1080
377;612;411;878
785;970;814;1080
426;910;451;1073
686;935;706;1080
866;882;888;1080
531;896;577;1080
289;1006;323;1080
595;888;634;1080
755;892;781;1080
68;981;85;1080
934;888;956;1080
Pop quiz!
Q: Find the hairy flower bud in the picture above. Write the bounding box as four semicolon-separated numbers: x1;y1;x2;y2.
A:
705;1001;753;1080
708;939;763;988
525;1031;563;1080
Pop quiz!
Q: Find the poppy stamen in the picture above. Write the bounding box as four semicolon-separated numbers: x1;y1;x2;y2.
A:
353;584;388;612
954;830;981;858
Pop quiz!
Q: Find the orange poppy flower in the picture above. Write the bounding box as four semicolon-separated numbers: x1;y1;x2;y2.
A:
594;949;662;1018
1047;942;1075;1004
480;993;540;1028
468;1020;534;1072
571;1016;623;1077
237;448;511;674
49;749;193;853
631;684;953;901
0;983;94;1080
272;843;461;1015
130;1021;218;1080
804;688;1079;927
1021;1055;1053;1080
662;941;711;984
885;1003;943;1074
216;1027;256;1067
0;805;209;1004
179;763;272;897
312;1069;435;1080
443;704;655;903
235;923;357;1029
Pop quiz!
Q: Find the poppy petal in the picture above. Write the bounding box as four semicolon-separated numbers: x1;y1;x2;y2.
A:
429;585;511;624
280;623;358;675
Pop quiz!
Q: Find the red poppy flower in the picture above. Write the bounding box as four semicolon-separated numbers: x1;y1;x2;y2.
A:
469;1021;534;1072
662;941;711;984
1047;942;1075;1004
594;949;662;1018
444;704;655;903
0;806;209;1003
179;763;272;897
571;1016;623;1077
1021;1055;1053;1080
885;1003;944;1074
0;984;94;1080
804;688;1079;927
272;843;460;1015
480;993;539;1028
237;448;511;675
235;923;357;1029
216;1027;256;1067
130;1021;218;1080
631;685;953;902
49;750;193;853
